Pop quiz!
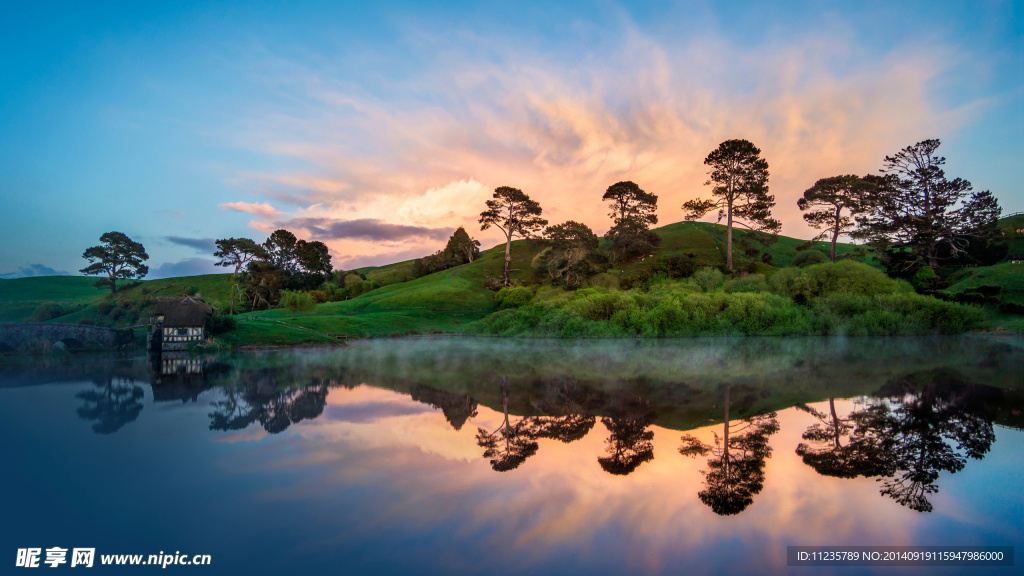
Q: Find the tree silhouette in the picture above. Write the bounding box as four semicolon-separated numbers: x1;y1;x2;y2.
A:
80;231;149;293
76;375;145;434
797;175;875;262
854;139;1002;270
479;186;548;286
682;140;780;270
598;399;655;476
541;221;606;288
213;237;268;279
680;386;779;515
475;377;540;472
603;181;661;261
856;370;998;512
794;397;888;479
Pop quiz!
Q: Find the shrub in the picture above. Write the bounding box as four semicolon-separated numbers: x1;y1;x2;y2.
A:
31;303;66;322
206;313;237;335
792;251;828;267
911;266;945;294
724;274;768;294
654;255;697;279
692;267;725;292
97;302;115;316
585;272;620;290
495;286;534;308
310;290;329;303
620;270;653;291
954;292;986;305
770;260;908;301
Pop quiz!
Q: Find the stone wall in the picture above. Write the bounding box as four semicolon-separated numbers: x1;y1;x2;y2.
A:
0;322;120;350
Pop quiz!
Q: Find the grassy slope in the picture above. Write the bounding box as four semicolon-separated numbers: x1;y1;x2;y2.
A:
997;213;1024;257
3;216;1021;340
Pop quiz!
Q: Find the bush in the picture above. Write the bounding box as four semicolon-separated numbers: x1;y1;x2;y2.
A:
692;267;725;292
769;260;909;301
620;270;654;291
97;302;115;316
725;274;768;293
654;255;697;279
495;286;534;308
31;303;66;322
911;266;945;294
792;251;829;267
309;290;329;303
206;313;237;335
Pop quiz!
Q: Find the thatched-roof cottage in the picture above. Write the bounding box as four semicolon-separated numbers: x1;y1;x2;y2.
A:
149;296;214;352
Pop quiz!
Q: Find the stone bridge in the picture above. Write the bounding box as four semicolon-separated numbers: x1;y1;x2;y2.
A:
0;322;122;351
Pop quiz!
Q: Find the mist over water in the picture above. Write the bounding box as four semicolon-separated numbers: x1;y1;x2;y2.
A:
1;336;1021;575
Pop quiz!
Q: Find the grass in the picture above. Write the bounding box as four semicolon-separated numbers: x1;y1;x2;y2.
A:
944;262;1024;305
0;276;108;303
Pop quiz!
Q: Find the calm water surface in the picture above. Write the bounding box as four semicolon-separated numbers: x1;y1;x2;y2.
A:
1;336;1022;575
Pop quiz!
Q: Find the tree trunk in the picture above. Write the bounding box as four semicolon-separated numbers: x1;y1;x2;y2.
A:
831;206;841;262
726;201;734;271
723;385;731;477
503;233;512;287
830;397;840;449
108;271;117;294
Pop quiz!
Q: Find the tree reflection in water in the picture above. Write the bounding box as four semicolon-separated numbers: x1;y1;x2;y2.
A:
475;377;540;472
410;385;478;431
680;386;779;516
795;398;887;479
598;398;655;476
76;375;145;435
796;369;999;512
208;369;329;434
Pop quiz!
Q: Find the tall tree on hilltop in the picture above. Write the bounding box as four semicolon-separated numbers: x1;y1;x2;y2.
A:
479;186;547;287
797;175;875;262
603;181;661;261
683;139;780;270
80;231;149;293
262;229;299;273
854;139;1001;270
213;237;268;279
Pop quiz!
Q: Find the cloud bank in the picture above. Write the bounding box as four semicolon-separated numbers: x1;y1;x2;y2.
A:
217;21;972;266
0;263;72;279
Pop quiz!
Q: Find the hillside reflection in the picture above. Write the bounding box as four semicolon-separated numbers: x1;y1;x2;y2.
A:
3;336;1022;517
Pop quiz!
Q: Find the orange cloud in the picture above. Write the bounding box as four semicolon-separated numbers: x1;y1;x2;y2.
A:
221;26;971;266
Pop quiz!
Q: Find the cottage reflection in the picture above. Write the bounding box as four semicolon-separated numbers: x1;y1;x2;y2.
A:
679;386;779;516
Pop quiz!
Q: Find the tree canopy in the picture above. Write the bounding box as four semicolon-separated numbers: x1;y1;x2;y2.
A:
855;139;1002;269
80;231;149;293
603;181;661;260
797;175;875;262
683;139;780;270
213;237;268;279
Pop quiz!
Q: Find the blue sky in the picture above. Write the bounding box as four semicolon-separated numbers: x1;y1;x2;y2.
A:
1;0;1021;277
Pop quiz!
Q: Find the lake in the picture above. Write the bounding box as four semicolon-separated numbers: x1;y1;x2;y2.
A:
1;336;1022;574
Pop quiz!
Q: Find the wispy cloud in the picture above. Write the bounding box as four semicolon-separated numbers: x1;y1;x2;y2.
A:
219;201;283;219
165;236;217;254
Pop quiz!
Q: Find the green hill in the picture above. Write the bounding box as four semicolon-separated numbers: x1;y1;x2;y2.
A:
3;215;1021;342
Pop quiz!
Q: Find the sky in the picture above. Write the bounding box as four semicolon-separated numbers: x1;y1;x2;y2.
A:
0;0;1021;278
